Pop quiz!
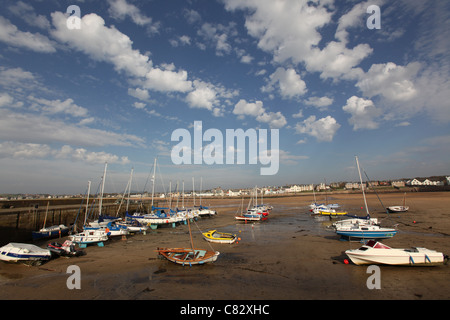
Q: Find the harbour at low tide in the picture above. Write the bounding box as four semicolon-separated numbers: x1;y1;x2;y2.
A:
0;191;449;301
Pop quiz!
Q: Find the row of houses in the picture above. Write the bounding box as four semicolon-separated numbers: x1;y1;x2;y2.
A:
159;175;450;198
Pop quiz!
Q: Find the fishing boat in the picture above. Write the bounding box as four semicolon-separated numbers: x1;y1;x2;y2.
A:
32;202;69;240
156;208;220;266
345;240;447;266
387;193;409;213
0;243;51;264
202;230;237;244
47;240;84;257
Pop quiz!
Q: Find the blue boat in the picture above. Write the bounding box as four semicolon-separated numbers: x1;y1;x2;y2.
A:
0;243;52;264
335;157;399;241
32;224;69;240
336;225;398;240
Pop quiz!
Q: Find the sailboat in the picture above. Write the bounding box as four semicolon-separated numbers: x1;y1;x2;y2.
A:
32;201;69;240
335;156;398;241
235;188;268;222
131;158;179;229
194;177;217;218
70;168;110;247
156;213;220;265
387;192;409;213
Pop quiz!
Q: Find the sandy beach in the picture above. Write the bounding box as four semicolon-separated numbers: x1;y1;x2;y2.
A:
0;191;449;303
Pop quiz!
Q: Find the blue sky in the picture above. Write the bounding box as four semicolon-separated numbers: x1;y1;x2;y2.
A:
0;0;449;194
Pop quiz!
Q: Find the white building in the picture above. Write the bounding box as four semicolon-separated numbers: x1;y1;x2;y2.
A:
286;184;314;193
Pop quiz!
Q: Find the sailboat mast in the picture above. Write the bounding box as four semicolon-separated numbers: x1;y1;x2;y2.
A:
126;168;133;213
98;162;107;217
151;158;157;208
187;216;195;253
43;201;49;229
192;177;195;206
355;156;370;216
200;177;202;206
84;180;91;226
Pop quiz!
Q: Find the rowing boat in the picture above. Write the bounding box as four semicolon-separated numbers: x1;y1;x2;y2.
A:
202;229;237;244
156;248;220;265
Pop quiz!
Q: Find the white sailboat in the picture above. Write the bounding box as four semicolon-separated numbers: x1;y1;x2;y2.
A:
32;201;69;240
70;167;110;247
131;158;179;229
335;156;398;240
387;193;409;213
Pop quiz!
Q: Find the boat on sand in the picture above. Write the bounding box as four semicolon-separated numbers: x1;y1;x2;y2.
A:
202;230;237;244
0;243;51;265
345;240;448;266
156;208;219;266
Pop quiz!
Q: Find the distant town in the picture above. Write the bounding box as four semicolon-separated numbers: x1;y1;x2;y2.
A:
1;175;449;201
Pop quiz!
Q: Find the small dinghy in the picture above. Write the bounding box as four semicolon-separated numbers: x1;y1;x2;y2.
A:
156;211;219;266
0;243;51;265
156;248;220;266
345;240;448;266
202;230;237;244
47;240;84;257
387;193;409;213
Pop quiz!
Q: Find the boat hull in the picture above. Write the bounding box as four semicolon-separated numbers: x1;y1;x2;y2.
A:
69;230;109;245
387;206;409;213
157;248;219;265
319;210;348;217
0;243;51;264
346;243;445;266
202;230;237;244
337;229;397;240
235;215;267;222
32;225;69;240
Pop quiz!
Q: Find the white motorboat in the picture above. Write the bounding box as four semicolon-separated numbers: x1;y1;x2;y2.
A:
345;240;447;266
0;243;51;264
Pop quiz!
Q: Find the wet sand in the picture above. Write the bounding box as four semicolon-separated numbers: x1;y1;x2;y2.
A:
0;192;449;302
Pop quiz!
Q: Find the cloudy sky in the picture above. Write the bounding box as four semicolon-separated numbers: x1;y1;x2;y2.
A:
0;0;449;194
